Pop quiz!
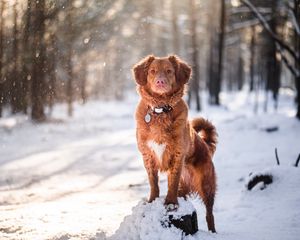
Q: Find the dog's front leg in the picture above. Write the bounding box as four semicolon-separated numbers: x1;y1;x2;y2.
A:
165;152;183;207
143;154;159;202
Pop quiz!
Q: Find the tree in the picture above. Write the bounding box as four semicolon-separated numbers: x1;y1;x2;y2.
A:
65;0;75;117
240;0;300;119
11;0;23;114
0;0;5;117
31;0;47;121
215;0;226;105
188;0;201;111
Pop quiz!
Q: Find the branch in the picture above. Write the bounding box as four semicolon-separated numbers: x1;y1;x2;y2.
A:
226;15;272;33
240;0;299;62
275;148;280;165
229;6;271;15
277;43;300;77
295;154;300;167
288;8;300;36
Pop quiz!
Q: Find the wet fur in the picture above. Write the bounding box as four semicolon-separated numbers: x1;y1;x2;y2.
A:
132;55;217;232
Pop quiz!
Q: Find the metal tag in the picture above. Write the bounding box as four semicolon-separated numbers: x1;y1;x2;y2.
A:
144;113;151;123
154;107;164;114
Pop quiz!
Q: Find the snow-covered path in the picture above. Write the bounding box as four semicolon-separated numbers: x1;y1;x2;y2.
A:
0;92;299;240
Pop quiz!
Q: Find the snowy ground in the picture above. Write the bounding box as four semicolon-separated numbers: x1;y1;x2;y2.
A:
0;90;299;240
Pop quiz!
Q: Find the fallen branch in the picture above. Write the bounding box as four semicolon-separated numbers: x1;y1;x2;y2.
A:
295;154;300;167
275;148;280;165
247;174;273;190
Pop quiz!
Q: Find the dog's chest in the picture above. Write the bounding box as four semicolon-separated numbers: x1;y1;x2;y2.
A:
147;140;166;164
144;117;174;168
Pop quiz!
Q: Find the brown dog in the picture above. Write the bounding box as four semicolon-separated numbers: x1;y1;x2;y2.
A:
132;55;217;232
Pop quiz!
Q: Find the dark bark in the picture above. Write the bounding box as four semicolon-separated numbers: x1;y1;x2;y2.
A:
20;0;33;114
11;1;23;114
0;1;5;117
208;30;218;104
47;35;57;114
167;211;198;235
215;0;226;105
31;0;46;121
247;174;273;190
171;0;180;54
188;0;201;111
237;47;244;90
294;0;300;119
66;2;74;117
249;26;256;92
80;59;87;104
266;1;280;111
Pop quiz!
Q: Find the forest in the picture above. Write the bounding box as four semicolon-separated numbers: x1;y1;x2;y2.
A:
0;1;300;240
0;0;299;120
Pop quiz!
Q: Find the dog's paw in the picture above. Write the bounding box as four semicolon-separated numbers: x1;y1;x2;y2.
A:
166;203;178;212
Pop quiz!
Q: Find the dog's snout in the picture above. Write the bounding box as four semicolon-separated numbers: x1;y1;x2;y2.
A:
156;78;166;85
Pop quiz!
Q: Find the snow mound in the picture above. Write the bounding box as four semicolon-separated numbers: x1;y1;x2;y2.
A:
110;197;196;240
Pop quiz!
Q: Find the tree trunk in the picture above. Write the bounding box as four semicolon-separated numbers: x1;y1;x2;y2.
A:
11;0;22;114
171;0;180;54
189;0;201;111
80;59;87;104
0;1;5;117
215;0;226;105
48;34;57;115
20;0;33;114
294;0;300;119
237;45;244;90
249;26;256;92
266;0;280;111
31;0;46;121
66;3;74;117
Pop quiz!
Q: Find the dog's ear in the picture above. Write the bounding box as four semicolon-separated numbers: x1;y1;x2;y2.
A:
132;55;155;86
168;55;191;85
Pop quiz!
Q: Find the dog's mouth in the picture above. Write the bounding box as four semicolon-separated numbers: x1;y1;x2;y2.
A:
153;84;171;94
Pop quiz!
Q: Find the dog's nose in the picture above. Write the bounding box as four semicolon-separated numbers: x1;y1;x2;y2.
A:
156;78;166;85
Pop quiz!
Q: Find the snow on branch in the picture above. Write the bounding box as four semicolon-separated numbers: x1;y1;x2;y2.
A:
240;0;299;63
288;8;300;36
276;43;300;77
229;6;271;15
226;16;272;33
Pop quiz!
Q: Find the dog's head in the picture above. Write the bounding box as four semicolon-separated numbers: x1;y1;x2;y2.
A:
132;55;191;95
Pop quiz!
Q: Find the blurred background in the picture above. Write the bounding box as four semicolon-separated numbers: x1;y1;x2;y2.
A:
0;0;299;121
0;1;300;239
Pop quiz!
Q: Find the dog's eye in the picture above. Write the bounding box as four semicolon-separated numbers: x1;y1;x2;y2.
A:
150;69;155;75
166;69;173;74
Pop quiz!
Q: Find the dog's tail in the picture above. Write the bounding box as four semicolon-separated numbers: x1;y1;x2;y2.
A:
191;118;217;155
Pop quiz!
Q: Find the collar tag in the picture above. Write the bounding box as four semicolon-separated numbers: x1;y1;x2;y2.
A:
145;113;151;123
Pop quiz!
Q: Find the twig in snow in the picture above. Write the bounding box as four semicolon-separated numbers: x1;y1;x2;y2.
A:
295;154;300;167
247;174;273;190
275;148;280;165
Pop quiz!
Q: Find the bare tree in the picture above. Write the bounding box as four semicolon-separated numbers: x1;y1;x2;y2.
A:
171;0;180;54
31;0;46;121
65;1;75;117
240;0;300;119
11;0;24;114
215;0;226;105
20;0;33;114
249;26;256;92
188;0;201;111
0;0;5;117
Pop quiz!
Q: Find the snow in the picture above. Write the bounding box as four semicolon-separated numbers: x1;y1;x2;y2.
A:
110;197;196;240
0;90;299;240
